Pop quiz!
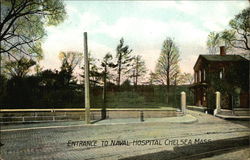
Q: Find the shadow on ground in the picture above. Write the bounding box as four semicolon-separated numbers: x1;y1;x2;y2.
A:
120;136;249;160
226;119;250;128
91;119;104;124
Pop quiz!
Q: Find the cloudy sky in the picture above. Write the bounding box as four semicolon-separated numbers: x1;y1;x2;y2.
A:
41;0;249;76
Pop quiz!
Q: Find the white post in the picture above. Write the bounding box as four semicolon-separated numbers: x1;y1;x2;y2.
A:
214;91;221;115
181;91;186;114
84;32;90;124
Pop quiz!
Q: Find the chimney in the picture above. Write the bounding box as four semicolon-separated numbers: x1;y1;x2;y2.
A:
220;46;226;56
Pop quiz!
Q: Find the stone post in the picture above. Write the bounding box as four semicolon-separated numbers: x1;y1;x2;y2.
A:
214;91;221;115
84;32;90;124
181;91;186;114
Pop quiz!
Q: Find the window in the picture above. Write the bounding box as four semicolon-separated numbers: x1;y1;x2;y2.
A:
219;67;224;79
203;93;206;101
203;69;206;81
219;71;223;79
195;72;198;83
196;72;198;82
194;73;196;83
199;70;202;82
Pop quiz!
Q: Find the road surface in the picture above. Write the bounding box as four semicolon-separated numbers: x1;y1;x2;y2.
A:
0;110;249;160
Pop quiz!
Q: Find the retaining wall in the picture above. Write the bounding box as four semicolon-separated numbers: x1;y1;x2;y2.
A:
0;108;182;124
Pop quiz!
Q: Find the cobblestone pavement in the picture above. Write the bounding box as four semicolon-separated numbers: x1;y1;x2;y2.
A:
0;110;249;160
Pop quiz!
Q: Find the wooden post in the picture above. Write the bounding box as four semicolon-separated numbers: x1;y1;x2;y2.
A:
84;32;90;124
102;65;107;119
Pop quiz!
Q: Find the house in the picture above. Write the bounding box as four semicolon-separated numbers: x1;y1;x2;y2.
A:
191;46;249;117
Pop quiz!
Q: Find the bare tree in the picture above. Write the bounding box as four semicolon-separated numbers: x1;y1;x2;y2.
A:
155;37;180;104
155;37;180;86
177;72;194;85
129;55;147;86
58;51;83;86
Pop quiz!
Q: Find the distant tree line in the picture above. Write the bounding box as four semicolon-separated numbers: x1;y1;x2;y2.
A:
0;0;195;108
0;36;194;108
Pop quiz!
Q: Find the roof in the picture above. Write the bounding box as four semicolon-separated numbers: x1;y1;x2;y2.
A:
193;54;249;69
200;55;248;61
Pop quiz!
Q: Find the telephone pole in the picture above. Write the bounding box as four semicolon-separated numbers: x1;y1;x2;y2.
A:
84;32;90;124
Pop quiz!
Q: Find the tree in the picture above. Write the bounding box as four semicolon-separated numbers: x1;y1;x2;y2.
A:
206;31;233;54
101;53;115;119
0;74;8;105
129;55;147;86
148;71;161;85
182;72;194;85
206;7;250;53
101;53;115;97
121;79;131;87
155;37;180;104
39;69;58;88
207;32;221;54
58;51;83;86
34;64;43;75
0;0;66;59
3;57;36;78
59;51;83;71
81;52;102;87
155;37;180;86
171;68;180;86
115;38;133;86
221;7;249;51
176;72;194;85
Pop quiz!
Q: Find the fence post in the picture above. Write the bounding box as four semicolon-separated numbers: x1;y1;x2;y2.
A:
214;91;221;115
181;91;186;114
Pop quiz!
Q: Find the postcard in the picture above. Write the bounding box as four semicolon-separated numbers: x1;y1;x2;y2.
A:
0;0;249;160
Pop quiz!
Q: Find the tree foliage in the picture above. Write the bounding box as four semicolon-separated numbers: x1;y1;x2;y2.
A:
3;57;36;78
177;72;194;85
129;55;147;86
0;0;66;59
155;37;180;87
115;38;133;86
58;51;83;86
206;7;250;53
101;53;116;84
222;7;249;51
207;32;222;54
81;52;102;86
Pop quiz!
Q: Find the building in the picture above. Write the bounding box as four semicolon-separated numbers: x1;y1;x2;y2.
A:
191;46;249;117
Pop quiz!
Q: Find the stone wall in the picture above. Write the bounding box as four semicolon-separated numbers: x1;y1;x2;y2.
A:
0;108;182;124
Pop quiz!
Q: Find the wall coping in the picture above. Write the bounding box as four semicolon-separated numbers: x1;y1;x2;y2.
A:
0;108;177;112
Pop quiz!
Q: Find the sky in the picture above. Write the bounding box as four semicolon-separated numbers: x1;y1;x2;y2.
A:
40;0;249;77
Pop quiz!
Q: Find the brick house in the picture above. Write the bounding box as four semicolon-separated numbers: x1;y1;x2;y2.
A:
191;47;249;115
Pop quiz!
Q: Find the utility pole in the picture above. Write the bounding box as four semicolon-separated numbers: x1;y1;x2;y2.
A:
102;65;107;119
84;32;90;124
